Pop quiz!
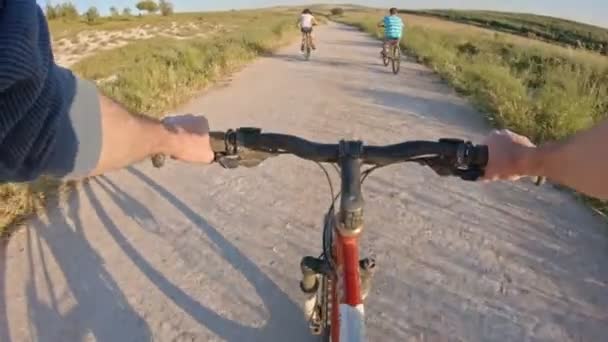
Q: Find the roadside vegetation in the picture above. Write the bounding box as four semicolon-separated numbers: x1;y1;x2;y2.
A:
400;10;608;54
73;10;299;115
0;4;301;237
334;9;608;215
47;0;190;39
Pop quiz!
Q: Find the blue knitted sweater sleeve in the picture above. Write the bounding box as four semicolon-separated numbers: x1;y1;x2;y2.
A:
0;0;102;182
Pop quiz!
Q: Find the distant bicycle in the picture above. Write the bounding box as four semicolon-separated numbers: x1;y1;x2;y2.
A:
378;24;402;75
303;29;314;60
382;39;401;74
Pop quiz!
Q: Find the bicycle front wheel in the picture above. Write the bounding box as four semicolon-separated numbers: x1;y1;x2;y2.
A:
382;50;389;66
305;34;312;60
391;46;401;74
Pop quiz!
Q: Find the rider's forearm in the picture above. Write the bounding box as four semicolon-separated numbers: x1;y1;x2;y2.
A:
88;94;181;177
524;120;608;199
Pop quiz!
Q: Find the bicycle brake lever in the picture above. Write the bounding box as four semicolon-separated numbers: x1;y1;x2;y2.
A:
420;157;485;181
454;168;485;181
216;154;240;169
215;150;274;169
417;158;453;177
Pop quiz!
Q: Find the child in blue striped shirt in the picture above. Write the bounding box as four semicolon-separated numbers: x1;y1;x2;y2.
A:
378;8;404;58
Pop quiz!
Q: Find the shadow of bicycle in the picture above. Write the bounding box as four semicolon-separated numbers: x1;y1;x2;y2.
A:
3;167;311;341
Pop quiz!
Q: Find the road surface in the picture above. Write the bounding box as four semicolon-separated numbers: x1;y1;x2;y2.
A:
2;23;608;342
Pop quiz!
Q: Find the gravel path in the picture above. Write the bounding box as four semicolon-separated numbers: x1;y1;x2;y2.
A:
2;23;608;342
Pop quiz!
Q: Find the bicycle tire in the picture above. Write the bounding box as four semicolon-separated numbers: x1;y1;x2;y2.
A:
304;33;312;60
319;285;330;342
382;52;389;66
392;46;401;74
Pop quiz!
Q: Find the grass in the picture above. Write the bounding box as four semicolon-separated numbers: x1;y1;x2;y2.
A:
0;8;301;237
334;10;608;214
399;9;608;52
73;9;300;116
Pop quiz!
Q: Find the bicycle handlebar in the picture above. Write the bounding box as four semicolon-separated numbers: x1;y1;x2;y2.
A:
152;127;490;181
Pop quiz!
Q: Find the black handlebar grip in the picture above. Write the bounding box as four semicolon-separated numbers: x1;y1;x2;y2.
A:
472;145;489;167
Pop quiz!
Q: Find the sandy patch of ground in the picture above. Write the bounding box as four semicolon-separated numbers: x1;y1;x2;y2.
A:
53;21;233;67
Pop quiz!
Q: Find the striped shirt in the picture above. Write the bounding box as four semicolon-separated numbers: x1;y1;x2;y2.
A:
383;15;404;39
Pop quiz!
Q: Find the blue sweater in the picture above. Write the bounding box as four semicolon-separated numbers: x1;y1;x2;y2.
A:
0;0;101;182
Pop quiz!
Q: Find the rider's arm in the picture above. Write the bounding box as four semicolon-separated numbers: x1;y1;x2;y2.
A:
312;16;318;26
89;95;213;178
484;120;608;200
0;2;212;182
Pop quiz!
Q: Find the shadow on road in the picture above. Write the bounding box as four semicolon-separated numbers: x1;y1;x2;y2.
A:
269;52;390;76
0;242;10;342
329;39;382;48
7;168;310;341
342;84;488;136
22;190;152;342
88;167;309;341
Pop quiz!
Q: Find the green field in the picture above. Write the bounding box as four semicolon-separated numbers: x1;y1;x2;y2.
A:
0;8;301;237
401;9;608;53
333;9;608;214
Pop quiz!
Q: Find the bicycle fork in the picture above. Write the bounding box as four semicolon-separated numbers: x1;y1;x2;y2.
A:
300;256;376;335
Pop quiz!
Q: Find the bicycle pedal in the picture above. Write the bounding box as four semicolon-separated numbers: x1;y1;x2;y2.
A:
360;257;376;271
309;321;323;336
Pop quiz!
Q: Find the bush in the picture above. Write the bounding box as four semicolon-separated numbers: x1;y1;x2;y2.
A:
123;7;132;16
136;0;158;15
331;8;344;16
45;1;79;20
85;6;100;24
159;0;174;16
109;6;119;17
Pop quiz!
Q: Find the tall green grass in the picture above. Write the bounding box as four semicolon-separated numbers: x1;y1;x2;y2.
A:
0;9;300;237
336;12;608;214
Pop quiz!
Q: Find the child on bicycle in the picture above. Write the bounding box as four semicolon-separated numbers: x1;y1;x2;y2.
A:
378;8;404;57
298;9;318;52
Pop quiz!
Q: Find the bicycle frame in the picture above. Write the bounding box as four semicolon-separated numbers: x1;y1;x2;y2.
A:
154;129;491;341
329;142;368;342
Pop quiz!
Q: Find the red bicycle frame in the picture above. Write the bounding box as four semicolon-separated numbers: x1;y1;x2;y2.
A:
328;148;369;341
331;234;363;341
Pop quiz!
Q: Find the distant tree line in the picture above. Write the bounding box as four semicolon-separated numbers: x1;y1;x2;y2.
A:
44;0;174;24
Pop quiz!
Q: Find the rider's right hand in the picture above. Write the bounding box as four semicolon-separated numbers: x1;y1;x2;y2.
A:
482;129;536;181
162;114;214;164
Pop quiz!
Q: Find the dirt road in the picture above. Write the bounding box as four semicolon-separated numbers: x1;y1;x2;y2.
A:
2;23;608;342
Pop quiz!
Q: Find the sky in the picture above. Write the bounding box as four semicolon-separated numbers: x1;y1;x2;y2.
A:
41;0;608;28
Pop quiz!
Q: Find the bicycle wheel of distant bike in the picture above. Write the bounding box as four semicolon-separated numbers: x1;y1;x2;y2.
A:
391;45;401;75
382;50;389;66
304;33;312;60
